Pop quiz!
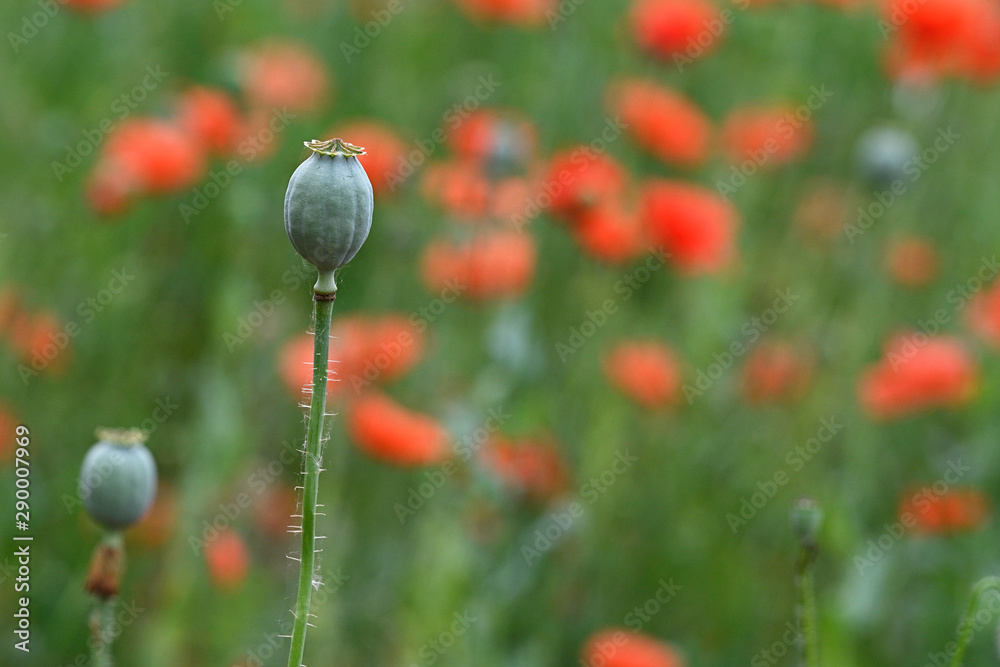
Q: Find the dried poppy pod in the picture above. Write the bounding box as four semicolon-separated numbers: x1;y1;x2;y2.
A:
79;428;157;531
284;138;374;294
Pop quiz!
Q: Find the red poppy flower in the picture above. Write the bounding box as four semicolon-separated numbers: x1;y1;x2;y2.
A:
348;392;450;466
720;106;813;167
65;0;126;11
966;280;1000;348
639;180;739;274
452;0;556;26
542;149;628;222
604;341;682;409
883;0;1000;82
582;629;687;667
422;161;492;220
480;435;569;502
176;87;244;156
241;41;330;112
885;236;939;287
333;120;408;196
899;487;989;533
607;79;712;167
102;119;206;194
859;334;977;419
421;231;536;299
9;311;71;374
631;0;725;60
741;341;813;405
573;201;646;265
204;530;250;590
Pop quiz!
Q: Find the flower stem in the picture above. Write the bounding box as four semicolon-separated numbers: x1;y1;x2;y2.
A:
287;289;336;667
947;576;1000;667
89;598;117;667
796;544;820;667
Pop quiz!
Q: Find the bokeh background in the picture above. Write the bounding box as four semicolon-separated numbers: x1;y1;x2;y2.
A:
3;0;1000;664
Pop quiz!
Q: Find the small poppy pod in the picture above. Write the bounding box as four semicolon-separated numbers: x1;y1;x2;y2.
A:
284;138;374;293
79;429;157;531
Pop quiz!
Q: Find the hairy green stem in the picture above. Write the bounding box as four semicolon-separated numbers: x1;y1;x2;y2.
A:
797;546;820;667
947;576;1000;667
287;291;336;667
89;598;116;667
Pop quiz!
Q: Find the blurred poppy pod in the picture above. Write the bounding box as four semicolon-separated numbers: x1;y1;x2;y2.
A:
284;138;374;293
855;126;919;188
789;497;823;546
448;108;537;177
79;429;157;531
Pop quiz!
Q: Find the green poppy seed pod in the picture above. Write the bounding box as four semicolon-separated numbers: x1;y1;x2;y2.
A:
790;497;823;547
79;429;157;531
284;138;374;294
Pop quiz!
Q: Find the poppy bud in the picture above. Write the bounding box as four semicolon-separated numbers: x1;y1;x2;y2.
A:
79;429;157;531
284;138;374;294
